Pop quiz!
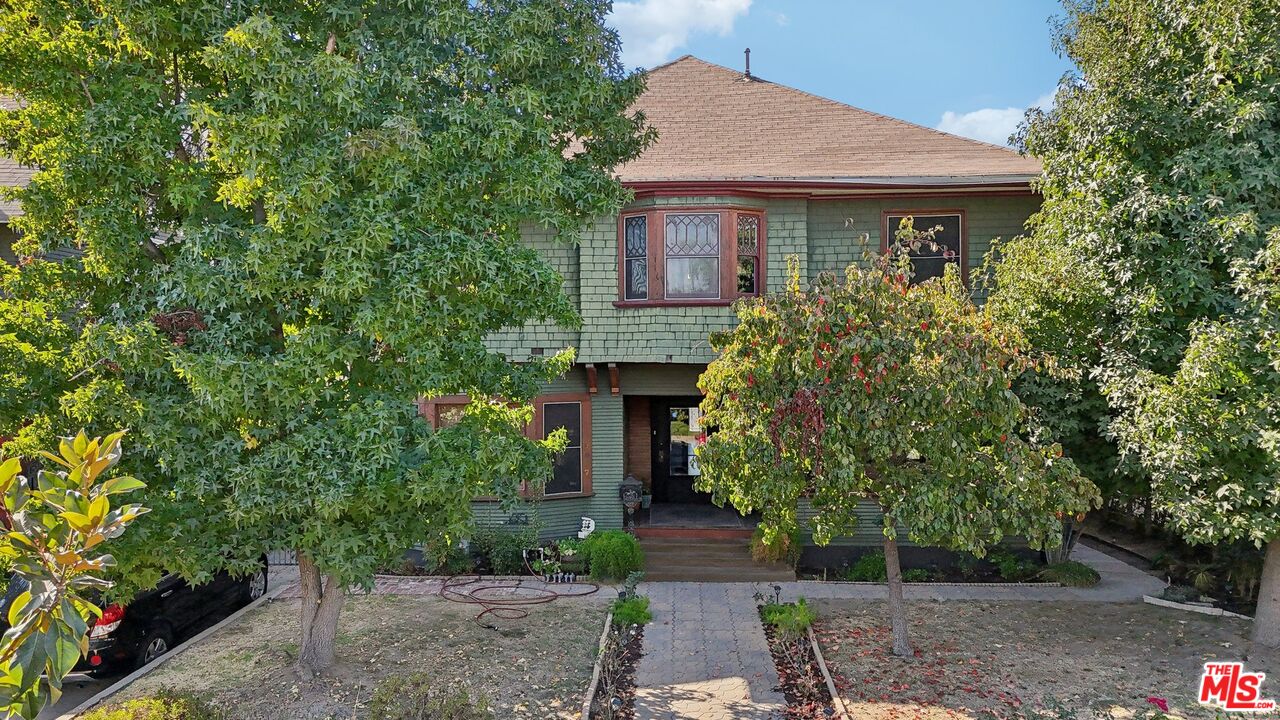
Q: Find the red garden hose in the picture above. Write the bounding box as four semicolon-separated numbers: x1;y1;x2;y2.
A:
438;559;601;628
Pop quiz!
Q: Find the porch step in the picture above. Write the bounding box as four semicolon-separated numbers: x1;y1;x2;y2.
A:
639;537;796;583
634;527;754;540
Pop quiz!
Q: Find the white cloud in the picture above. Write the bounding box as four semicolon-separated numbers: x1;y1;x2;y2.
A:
610;0;752;69
936;92;1056;147
772;12;789;26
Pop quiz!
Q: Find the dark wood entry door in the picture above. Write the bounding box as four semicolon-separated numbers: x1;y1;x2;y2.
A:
650;397;713;504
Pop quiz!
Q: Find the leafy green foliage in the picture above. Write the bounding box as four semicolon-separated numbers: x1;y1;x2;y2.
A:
471;525;539;576
0;0;650;668
366;674;493;720
0;431;147;719
77;691;224;720
901;568;935;583
0;259;95;460
840;552;887;583
1040;561;1100;588
698;228;1098;555
988;550;1039;583
611;596;651;627
993;0;1280;644
581;530;644;581
750;526;801;568
760;598;816;639
699;224;1098;654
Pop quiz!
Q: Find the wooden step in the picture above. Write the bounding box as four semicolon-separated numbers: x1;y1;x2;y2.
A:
639;537;795;583
634;526;754;540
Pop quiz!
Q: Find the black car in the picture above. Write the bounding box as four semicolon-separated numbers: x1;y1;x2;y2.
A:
1;558;268;675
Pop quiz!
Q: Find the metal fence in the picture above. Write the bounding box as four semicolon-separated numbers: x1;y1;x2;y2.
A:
268;550;297;566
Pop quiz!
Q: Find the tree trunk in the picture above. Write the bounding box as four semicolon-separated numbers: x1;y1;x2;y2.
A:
882;534;913;657
297;552;346;675
1252;540;1280;649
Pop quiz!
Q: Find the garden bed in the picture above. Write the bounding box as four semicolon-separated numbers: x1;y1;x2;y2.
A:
798;548;1094;586
108;592;610;719
757;596;838;719
589;623;644;719
813;599;1277;719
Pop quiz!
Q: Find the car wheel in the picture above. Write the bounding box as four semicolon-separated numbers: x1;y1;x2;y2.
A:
137;628;172;669
243;565;268;604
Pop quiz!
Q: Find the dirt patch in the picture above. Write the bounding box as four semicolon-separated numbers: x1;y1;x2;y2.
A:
118;592;609;719
814;600;1279;719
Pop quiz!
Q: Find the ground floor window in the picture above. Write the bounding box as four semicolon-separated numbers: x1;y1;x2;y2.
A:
421;393;592;498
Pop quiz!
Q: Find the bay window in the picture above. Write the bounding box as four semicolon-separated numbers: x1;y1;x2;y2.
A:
617;208;765;304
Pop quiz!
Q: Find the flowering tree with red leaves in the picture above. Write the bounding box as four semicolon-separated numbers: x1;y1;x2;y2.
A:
697;221;1099;657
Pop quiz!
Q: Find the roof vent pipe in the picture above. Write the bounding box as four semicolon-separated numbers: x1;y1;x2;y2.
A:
744;47;751;78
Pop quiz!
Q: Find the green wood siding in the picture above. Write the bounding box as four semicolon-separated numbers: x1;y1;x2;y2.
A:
806;195;1041;290
485;221;581;362
472;192;1041;541
471;369;624;540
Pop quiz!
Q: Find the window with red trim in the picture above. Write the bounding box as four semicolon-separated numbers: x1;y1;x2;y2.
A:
617;208;765;304
420;394;592;498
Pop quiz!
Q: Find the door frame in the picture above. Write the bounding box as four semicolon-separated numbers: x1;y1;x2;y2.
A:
650;396;709;504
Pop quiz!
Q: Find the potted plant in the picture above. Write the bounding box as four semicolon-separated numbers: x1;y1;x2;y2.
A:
558;538;586;576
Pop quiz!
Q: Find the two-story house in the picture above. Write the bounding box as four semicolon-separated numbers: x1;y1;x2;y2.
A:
458;56;1043;543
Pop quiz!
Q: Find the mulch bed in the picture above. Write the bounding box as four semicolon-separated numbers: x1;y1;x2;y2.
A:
759;607;837;719
591;623;644;720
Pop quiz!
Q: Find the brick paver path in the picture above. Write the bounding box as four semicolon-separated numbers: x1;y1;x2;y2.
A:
633;582;787;719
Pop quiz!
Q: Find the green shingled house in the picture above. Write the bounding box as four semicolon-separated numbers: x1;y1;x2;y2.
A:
460;56;1044;543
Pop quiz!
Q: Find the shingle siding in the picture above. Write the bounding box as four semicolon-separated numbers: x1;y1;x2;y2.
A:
477;193;1040;545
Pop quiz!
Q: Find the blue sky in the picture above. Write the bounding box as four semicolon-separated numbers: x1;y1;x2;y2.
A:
607;0;1074;146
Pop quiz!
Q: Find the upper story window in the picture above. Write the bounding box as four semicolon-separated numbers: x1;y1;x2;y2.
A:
617;208;765;305
883;211;965;284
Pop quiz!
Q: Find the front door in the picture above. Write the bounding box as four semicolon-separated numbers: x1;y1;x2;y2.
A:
650;397;712;504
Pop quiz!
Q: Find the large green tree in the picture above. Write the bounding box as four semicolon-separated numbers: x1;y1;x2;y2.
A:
697;226;1098;657
0;0;650;672
992;0;1280;646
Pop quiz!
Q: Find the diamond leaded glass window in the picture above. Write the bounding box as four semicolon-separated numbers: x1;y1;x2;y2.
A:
664;213;720;299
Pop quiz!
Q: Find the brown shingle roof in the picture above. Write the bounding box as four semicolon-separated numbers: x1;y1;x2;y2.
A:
617;56;1040;186
0;96;31;221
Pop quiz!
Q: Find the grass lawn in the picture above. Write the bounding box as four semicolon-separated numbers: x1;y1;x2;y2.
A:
813;600;1278;720
114;592;609;719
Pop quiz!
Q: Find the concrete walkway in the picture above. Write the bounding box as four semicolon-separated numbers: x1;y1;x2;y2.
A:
634;582;787;720
631;544;1164;719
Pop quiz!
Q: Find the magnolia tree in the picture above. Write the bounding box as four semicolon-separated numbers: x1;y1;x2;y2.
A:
697;224;1099;656
0;0;650;673
995;0;1280;646
0;431;147;719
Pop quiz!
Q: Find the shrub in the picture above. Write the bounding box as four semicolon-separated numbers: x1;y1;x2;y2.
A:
750;527;801;567
988;549;1040;582
581;530;644;580
366;675;493;720
612;596;652;626
902;568;935;583
761;598;816;639
471;525;538;575
1039;560;1100;587
841;551;887;582
79;691;223;720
